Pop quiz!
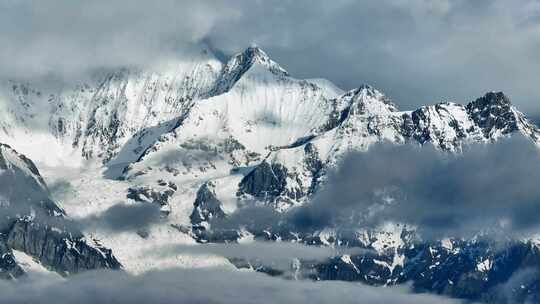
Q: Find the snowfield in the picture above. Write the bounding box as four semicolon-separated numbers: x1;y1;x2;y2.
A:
1;45;540;294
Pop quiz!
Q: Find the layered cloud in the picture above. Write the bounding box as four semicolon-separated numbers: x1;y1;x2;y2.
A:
0;267;460;304
2;0;540;114
290;136;540;238
211;136;540;239
77;202;163;233
0;0;235;80
148;242;370;275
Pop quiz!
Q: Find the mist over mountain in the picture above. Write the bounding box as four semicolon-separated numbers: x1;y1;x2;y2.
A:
1;1;540;304
3;0;540;114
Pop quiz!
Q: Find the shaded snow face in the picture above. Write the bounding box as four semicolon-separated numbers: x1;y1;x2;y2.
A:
0;144;64;225
0;143;160;234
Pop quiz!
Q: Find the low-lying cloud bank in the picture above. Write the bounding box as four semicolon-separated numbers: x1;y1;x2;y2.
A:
77;202;163;233
148;242;371;274
291;136;540;238
1;267;460;304
212;136;540;240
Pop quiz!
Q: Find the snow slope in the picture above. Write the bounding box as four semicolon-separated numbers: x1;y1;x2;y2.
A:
1;45;540;286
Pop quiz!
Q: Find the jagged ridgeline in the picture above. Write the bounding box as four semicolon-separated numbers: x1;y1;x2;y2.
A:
1;45;540;302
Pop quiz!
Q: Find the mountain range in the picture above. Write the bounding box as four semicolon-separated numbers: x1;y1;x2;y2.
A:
1;45;540;303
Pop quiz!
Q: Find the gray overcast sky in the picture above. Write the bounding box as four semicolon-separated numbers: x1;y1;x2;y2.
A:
1;0;540;116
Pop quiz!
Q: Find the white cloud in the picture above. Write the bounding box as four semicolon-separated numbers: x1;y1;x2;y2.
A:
1;267;461;304
1;0;540;114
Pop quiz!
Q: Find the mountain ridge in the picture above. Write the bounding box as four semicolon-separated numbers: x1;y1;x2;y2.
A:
0;45;540;302
0;143;121;277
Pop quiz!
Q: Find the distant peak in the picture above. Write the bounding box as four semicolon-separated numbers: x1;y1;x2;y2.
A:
339;85;399;113
211;46;288;95
358;84;375;91
237;46;286;74
223;45;288;77
347;84;390;103
468;92;512;111
239;46;270;64
356;84;382;97
244;44;266;56
465;91;532;139
341;84;375;98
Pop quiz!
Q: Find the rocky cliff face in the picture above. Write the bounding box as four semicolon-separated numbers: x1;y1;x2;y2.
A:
190;182;226;226
6;218;120;275
0;143;120;277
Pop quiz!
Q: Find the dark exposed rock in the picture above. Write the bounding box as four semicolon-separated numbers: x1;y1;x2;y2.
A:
303;143;324;195
168;182;178;191
190;182;226;226
233;144;323;207
0;142;122;277
303;143;323;174
466;92;519;138
0;241;24;279
237;161;288;200
127;185;175;216
289;237;540;303
127;186;174;206
228;257;286;277
6;218;121;276
315;254;394;284
192;227;241;244
399;240;540;302
404;103;467;150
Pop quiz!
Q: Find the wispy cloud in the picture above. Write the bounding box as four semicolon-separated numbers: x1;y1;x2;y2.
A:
77;202;163;233
1;1;540;114
147;241;370;274
1;267;461;304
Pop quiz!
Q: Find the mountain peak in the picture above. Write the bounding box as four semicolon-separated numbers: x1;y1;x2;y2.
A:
468;91;512;110
465;92;534;140
344;84;399;113
237;45;288;76
356;84;385;98
211;46;289;94
242;45;269;60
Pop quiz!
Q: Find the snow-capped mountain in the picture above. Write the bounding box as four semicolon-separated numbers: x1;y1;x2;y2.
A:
0;143;120;277
0;45;539;302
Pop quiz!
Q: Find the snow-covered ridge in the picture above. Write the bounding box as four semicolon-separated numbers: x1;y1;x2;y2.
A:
0;46;338;166
1;45;540;283
1;45;539;227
